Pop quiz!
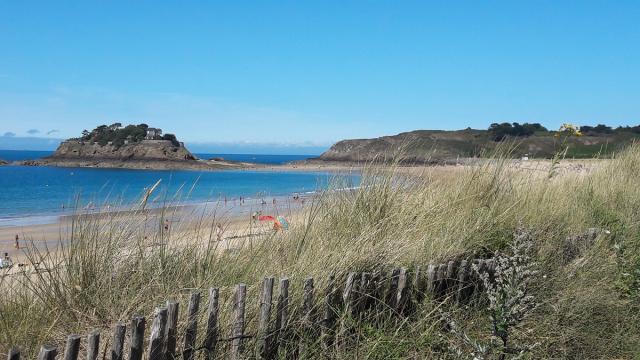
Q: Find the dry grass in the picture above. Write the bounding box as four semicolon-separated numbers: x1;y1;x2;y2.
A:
1;146;640;359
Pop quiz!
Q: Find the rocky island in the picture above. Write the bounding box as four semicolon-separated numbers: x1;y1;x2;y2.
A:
22;123;254;170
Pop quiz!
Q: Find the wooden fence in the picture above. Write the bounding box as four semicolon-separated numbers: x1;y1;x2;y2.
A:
6;258;495;360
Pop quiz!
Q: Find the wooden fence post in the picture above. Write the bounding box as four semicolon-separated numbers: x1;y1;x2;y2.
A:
302;277;315;323
7;348;20;360
342;272;356;315
37;345;57;360
299;277;315;356
321;275;337;350
148;307;168;360
426;264;436;296
128;316;145;360
271;277;290;357
386;268;401;310
112;322;127;360
256;277;274;359
231;284;247;360
436;264;447;297
182;292;201;360
456;260;469;303
396;267;410;315
203;288;220;360
63;335;81;360
87;330;100;360
165;301;179;360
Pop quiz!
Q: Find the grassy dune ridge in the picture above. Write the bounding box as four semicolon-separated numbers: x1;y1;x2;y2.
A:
1;146;640;358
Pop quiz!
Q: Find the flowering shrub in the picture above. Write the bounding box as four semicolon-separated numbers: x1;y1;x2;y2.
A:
448;228;539;359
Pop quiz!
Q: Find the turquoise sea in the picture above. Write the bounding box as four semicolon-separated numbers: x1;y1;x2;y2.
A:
0;150;358;227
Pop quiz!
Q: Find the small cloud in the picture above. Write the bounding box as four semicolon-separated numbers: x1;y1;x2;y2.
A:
3;132;15;137
27;129;40;135
46;129;59;135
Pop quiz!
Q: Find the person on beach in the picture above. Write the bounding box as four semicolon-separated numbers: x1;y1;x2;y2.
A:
14;234;19;249
273;198;277;205
164;219;170;231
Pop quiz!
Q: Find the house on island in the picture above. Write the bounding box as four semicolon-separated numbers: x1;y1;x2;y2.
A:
145;128;162;140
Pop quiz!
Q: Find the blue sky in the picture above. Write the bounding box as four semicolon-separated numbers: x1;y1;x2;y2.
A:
1;1;639;154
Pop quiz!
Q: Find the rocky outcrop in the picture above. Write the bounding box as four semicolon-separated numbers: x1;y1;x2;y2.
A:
50;140;197;162
25;140;256;170
0;159;8;166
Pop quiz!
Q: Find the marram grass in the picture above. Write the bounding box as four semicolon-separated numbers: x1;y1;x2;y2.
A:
1;146;640;359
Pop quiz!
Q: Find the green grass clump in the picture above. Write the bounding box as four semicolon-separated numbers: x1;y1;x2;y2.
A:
2;145;640;358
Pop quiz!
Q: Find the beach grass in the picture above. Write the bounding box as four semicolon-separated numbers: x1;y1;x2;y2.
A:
1;146;640;358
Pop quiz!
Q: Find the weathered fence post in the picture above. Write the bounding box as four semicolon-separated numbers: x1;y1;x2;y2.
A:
426;264;436;296
182;292;201;360
148;307;168;360
342;272;356;315
436;264;447;297
299;277;315;356
359;272;372;314
63;335;81;360
256;277;274;359
302;277;315;323
271;277;290;357
203;288;220;360
456;260;469;303
37;345;57;360
112;322;127;360
396;267;410;315
128;316;145;360
386;268;401;311
86;330;100;360
7;348;20;360
165;301;179;360
230;283;247;360
321;275;338;351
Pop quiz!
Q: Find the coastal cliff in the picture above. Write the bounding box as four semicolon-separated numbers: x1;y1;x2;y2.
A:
319;126;640;163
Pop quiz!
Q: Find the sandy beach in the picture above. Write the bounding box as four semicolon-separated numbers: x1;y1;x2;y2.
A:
0;193;307;267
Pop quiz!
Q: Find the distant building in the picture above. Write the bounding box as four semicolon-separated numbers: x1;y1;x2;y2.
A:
146;128;162;140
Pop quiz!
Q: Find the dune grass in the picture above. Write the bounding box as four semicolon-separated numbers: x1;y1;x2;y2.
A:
1;146;640;358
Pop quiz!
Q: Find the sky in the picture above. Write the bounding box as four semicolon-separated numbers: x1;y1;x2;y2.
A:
1;1;639;154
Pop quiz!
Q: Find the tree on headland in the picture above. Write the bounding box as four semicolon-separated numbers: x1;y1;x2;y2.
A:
488;122;548;141
162;133;180;146
77;123;180;147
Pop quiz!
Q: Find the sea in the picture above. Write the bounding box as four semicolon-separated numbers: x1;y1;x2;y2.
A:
0;150;358;227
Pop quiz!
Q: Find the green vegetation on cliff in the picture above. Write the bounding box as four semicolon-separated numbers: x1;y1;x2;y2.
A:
320;123;640;163
74;123;180;147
